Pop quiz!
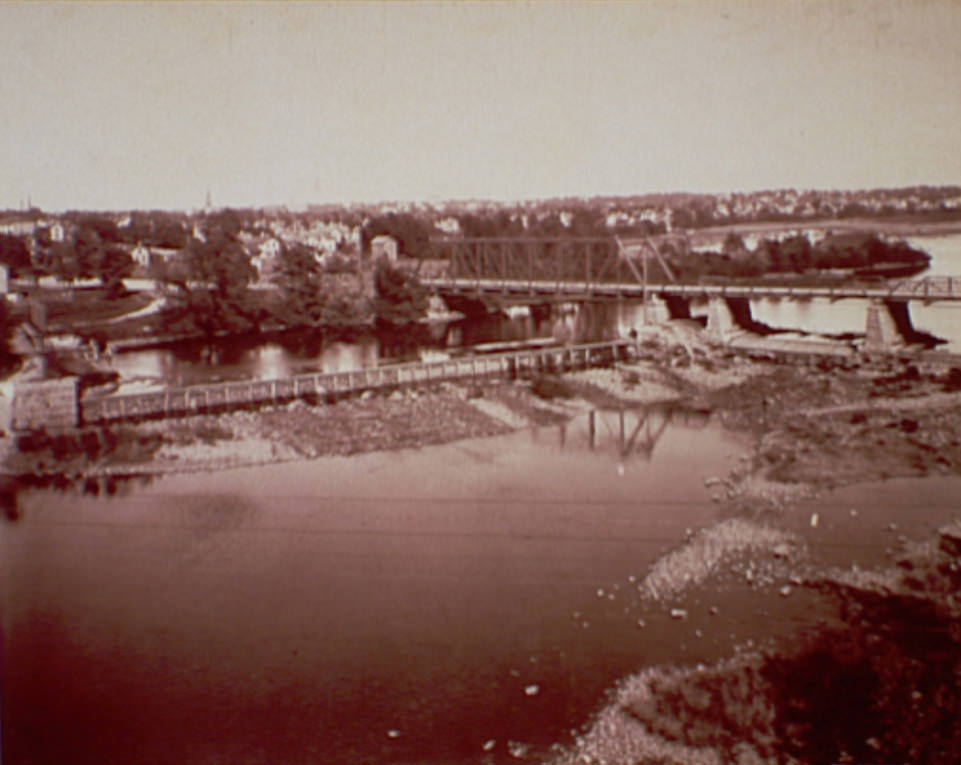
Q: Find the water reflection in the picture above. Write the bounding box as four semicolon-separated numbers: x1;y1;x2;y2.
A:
0;403;747;764
553;403;712;461
0;472;153;523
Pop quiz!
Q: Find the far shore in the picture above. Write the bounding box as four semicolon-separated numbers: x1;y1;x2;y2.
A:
686;214;961;240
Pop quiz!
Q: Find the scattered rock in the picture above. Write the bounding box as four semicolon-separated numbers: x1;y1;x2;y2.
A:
524;684;540;696
507;740;530;759
670;608;688;620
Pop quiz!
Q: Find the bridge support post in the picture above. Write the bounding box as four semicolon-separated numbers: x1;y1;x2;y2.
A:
707;297;738;342
643;295;671;325
864;299;905;351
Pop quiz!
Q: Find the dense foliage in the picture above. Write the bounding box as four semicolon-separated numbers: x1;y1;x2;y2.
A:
372;260;428;324
668;232;931;281
269;243;326;327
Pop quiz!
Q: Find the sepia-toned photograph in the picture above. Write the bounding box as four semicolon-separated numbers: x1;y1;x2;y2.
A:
2;1;961;762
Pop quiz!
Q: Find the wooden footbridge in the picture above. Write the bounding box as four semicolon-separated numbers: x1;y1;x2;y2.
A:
77;340;634;427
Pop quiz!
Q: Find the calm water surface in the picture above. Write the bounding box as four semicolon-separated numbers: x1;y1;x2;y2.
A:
2;405;748;764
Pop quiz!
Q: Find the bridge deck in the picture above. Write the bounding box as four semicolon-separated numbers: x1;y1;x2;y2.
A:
425;276;961;302
80;340;634;426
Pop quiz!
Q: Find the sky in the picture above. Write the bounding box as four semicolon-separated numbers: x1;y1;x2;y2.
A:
1;0;960;211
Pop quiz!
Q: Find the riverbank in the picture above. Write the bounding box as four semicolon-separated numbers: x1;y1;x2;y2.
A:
546;352;961;763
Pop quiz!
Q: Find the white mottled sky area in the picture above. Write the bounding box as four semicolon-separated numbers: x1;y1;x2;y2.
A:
1;0;959;211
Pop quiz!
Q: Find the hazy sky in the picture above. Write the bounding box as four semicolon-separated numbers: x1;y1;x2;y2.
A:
2;0;959;211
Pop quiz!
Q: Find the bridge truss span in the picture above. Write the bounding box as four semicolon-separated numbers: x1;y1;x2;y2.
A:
427;236;961;304
434;237;640;295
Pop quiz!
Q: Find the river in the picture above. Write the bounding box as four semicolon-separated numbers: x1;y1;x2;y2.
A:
3;405;749;763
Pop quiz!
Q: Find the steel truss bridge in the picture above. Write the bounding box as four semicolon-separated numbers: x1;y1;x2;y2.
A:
424;237;961;303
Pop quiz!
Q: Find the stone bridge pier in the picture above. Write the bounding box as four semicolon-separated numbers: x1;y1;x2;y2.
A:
706;296;755;341
865;299;914;350
642;295;694;325
641;295;754;341
648;295;919;350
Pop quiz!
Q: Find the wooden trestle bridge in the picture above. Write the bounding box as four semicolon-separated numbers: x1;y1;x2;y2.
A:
79;340;634;426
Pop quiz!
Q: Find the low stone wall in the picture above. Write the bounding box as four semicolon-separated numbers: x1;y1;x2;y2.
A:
11;377;80;431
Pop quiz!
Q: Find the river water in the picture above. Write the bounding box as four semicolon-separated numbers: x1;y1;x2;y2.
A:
3;405;748;763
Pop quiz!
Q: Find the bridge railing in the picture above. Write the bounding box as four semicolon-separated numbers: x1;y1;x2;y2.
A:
886;275;961;300
80;340;634;426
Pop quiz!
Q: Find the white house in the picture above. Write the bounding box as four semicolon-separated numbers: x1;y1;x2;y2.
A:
50;222;65;243
259;237;283;259
132;243;151;267
251;237;284;280
370;234;399;262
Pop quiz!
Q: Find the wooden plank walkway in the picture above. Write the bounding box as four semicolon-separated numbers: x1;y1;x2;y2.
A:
81;340;635;425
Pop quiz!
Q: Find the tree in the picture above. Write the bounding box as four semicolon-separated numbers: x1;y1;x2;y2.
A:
0;298;18;376
72;225;105;278
49;241;81;283
96;246;135;297
270;244;325;327
151;219;188;249
722;233;748;259
0;235;32;276
372;261;428;325
76;214;121;244
781;235;813;272
178;232;258;335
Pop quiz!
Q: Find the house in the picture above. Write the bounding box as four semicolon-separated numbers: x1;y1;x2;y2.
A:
49;222;65;243
251;237;284;280
259;238;283;259
132;243;151;267
0;219;38;237
370;234;399;263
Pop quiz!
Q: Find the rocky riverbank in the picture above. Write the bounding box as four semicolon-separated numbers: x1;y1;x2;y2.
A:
545;351;961;764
